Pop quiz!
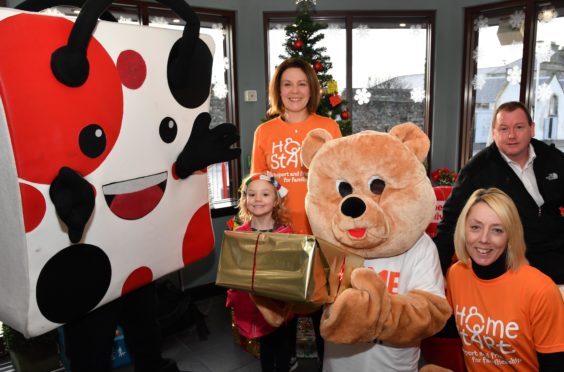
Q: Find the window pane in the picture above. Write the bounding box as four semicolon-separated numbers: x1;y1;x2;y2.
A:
533;1;564;152
351;18;429;133
470;7;525;156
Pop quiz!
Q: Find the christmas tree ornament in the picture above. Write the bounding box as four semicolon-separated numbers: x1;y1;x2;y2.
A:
313;61;323;72
340;110;350;120
329;94;341;107
327;80;338;94
293;39;304;49
295;0;317;13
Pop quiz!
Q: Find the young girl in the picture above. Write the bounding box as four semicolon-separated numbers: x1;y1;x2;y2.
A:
226;173;293;372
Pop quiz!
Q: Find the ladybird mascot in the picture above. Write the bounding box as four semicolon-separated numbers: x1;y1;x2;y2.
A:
0;0;239;370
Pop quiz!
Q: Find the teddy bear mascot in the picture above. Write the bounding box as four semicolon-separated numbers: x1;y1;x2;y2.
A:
300;123;452;371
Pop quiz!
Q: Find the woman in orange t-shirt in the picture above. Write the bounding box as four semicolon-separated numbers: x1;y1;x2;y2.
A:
446;188;564;371
251;57;341;235
250;57;341;371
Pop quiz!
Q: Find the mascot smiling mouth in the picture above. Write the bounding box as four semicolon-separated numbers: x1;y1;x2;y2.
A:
102;172;167;220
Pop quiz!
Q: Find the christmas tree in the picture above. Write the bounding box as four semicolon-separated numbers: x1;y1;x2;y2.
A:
280;0;352;135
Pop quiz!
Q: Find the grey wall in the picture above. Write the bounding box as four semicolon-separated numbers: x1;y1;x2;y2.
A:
4;0;496;288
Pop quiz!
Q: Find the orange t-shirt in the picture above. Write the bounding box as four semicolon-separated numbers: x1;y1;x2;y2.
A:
251;114;342;234
447;262;564;371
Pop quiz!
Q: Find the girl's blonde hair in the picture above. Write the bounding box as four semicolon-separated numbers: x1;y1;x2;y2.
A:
454;187;528;271
237;173;291;226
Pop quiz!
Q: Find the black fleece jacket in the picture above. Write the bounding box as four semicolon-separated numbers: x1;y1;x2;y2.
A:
434;139;564;283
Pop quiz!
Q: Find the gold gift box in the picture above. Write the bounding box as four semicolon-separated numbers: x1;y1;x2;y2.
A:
216;231;364;305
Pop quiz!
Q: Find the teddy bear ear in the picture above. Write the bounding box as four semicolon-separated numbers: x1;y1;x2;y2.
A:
301;128;334;169
389;123;430;162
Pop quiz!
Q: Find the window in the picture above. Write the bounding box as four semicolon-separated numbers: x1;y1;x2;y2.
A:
265;11;434;136
461;0;564;166
37;2;239;212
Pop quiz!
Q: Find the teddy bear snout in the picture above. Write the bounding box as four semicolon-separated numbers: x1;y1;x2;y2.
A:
341;196;366;218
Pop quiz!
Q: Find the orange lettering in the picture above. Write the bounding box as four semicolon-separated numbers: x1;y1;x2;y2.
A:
388;271;400;294
377;270;400;294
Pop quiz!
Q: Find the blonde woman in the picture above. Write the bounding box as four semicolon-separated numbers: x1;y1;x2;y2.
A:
447;188;564;371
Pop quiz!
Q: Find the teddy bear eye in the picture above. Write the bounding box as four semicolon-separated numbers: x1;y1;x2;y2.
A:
336;179;353;197
369;176;385;195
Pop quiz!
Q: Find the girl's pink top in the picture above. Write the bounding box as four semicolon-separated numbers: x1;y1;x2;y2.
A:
225;223;292;338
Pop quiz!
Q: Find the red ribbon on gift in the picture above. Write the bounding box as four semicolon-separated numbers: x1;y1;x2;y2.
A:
335;257;347;296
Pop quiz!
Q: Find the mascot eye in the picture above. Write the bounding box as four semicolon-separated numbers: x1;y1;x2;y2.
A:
159;117;178;143
369;176;385;195
79;124;106;158
336;180;353;197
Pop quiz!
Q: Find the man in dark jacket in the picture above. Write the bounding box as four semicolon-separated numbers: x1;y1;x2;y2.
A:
435;101;564;287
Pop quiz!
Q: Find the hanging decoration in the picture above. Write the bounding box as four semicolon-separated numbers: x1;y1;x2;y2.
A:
538;6;558;23
150;16;168;25
313;61;323;72
212;82;228;99
536;83;553;102
118;16;134;24
473;15;488;31
509;10;525;29
40;8;65;16
327;23;341;35
355;24;370;38
506;65;521;85
329;94;342;107
410;24;423;36
327;80;338;94
354;88;371;105
410;88;425;103
293;39;304;49
296;0;317;5
536;43;555;63
472;47;484;62
295;0;317;13
472;74;486;91
212;23;226;40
